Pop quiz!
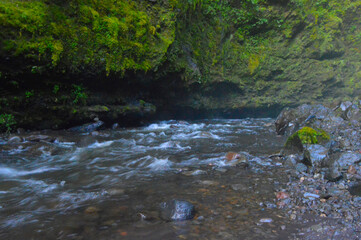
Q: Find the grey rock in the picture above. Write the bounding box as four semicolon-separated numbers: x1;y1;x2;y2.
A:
324;158;342;181
337;152;361;169
69;120;104;133
284;154;302;167
231;184;249;191
8;136;22;143
343;104;361;121
284;134;304;155
160;200;195;221
303;144;328;167
295;163;308;173
303;192;320;200
340;101;353;111
26;135;55;142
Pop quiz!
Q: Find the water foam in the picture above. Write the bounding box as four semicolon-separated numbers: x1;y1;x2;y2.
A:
147;158;172;171
144;123;171;130
88;140;114;148
0;166;59;177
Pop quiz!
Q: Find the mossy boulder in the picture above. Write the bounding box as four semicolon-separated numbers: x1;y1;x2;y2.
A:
286;127;330;146
294;127;330;145
284;127;330;154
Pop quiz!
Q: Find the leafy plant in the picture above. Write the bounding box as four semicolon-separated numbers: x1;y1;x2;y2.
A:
72;84;87;104
25;90;34;98
0;113;16;133
53;84;60;94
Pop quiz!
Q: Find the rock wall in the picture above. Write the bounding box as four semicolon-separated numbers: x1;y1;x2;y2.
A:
1;0;361;130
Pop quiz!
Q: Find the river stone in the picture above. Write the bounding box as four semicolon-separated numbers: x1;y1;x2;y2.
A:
276;104;334;136
160;200;195;221
275;107;297;135
68;120;104;133
295;163;308;173
283;133;304;155
231;184;249;192
342;104;361;121
340;101;353;112
336;152;361;169
225;152;240;161
8;136;22;143
26;135;55;142
324;158;342;181
284;154;302;167
303;144;328;167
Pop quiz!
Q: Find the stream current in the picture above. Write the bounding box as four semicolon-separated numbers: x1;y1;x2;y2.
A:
0;118;312;239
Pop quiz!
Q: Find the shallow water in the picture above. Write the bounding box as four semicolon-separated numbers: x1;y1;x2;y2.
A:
0;118;311;239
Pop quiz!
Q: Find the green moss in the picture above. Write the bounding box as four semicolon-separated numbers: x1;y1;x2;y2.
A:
287;127;330;145
88;105;109;112
0;0;177;74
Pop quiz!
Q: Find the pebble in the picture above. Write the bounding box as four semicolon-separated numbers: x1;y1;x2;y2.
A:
276;191;289;200
259;218;273;223
303;192;320;200
84;206;100;214
231;184;249;191
225;152;240;161
108;189;125;195
347;165;357;174
199;180;219;186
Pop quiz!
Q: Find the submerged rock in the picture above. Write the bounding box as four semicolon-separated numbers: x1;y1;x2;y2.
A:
160;200;195;221
84;206;100;214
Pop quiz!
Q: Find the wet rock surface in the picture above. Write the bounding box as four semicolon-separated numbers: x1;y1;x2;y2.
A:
68;120;105;133
159;200;195;221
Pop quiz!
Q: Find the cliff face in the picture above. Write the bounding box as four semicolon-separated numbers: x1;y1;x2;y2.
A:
1;0;361;130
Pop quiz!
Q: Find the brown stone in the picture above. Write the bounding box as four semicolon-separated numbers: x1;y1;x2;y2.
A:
347;165;357;174
225;152;240;161
276;191;289;200
84;206;100;214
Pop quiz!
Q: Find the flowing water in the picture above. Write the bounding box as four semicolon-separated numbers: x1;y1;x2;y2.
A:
0;118;310;239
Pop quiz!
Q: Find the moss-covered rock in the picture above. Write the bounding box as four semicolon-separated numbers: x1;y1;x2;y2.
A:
286;127;330;146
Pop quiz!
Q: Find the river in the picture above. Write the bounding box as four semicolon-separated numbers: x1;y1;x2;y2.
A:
0;118;319;239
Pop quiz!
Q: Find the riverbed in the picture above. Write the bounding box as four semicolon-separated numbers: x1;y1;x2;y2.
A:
0;118;351;239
